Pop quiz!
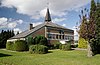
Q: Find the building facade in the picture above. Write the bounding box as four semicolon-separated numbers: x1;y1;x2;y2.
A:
7;8;74;44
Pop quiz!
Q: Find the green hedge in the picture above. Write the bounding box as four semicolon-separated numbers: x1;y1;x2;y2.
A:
6;42;14;50
6;40;27;51
29;45;48;54
78;38;88;49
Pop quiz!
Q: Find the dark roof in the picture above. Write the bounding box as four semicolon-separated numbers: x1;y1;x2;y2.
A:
10;22;73;39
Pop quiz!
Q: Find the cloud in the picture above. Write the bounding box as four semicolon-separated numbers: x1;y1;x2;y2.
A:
52;18;66;23
40;8;67;17
16;20;23;24
0;17;8;28
62;24;66;27
32;22;42;27
14;28;22;34
8;22;17;28
1;0;91;19
0;17;23;29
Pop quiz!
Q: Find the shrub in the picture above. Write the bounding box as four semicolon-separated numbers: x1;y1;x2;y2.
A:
27;36;34;46
29;45;48;54
6;42;14;50
33;35;48;46
71;44;78;48
53;42;61;49
78;37;88;49
61;43;71;51
59;44;62;49
60;41;71;51
13;40;27;51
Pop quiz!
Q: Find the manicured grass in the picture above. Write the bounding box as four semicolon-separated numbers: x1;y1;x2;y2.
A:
0;49;100;65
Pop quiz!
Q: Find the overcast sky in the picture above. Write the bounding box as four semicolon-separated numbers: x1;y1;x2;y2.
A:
0;0;91;36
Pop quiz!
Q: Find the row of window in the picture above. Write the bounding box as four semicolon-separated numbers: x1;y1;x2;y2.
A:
47;34;73;40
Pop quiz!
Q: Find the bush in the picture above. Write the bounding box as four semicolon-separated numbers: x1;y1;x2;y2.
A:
61;43;71;51
29;45;48;54
71;44;78;48
78;37;88;49
33;35;48;46
27;36;34;46
6;42;14;50
13;40;27;51
53;42;61;49
60;41;71;51
59;44;62;49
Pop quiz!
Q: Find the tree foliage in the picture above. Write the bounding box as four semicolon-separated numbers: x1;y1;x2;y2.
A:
27;36;34;45
78;37;87;49
78;0;100;56
33;35;48;46
95;0;100;53
0;30;15;48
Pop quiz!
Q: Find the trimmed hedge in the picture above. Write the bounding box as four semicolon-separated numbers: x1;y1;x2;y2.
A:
78;37;88;49
6;40;27;51
6;42;14;50
29;45;48;54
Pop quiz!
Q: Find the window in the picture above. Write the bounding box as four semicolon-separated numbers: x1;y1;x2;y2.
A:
59;35;61;39
48;34;55;39
56;34;59;39
48;34;52;39
52;34;55;39
59;30;64;34
62;35;64;39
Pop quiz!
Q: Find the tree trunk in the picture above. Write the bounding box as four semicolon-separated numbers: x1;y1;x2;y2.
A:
87;42;94;57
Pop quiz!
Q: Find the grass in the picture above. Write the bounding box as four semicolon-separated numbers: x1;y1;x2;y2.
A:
0;49;100;65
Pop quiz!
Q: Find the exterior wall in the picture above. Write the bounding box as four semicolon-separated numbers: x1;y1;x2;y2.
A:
46;26;74;44
48;40;59;45
7;38;25;42
27;27;45;38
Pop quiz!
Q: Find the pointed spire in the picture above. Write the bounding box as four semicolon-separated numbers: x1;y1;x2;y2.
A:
45;8;51;22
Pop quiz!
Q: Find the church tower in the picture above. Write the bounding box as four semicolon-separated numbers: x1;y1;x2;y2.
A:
45;8;51;22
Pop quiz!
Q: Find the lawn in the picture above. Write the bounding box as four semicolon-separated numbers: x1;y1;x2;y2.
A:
0;49;100;65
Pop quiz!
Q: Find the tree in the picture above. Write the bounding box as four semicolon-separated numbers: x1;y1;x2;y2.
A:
78;8;89;49
78;0;97;57
86;0;97;57
27;36;34;45
95;0;100;53
0;30;15;48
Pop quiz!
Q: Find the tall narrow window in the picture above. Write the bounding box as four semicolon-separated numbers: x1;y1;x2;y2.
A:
62;35;64;39
59;35;61;39
56;34;58;39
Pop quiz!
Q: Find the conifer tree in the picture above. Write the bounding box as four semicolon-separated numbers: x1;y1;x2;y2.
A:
95;0;100;53
0;30;15;48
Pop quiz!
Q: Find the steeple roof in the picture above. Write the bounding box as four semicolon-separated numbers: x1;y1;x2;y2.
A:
45;8;51;22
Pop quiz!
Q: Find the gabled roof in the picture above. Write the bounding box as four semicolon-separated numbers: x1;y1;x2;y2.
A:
10;22;73;39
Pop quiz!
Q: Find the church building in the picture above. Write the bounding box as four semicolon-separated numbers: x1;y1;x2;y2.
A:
7;8;74;44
